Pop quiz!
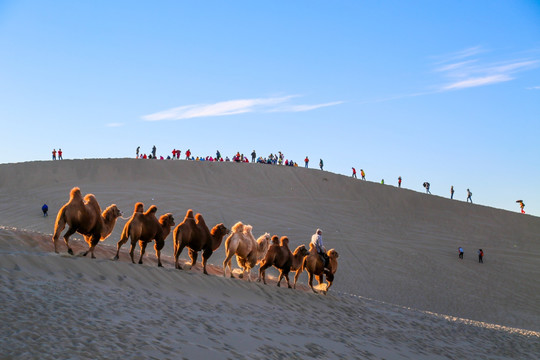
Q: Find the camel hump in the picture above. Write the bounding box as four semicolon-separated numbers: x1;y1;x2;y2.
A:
144;205;158;215
231;221;244;233
185;209;195;219
134;202;144;213
243;224;253;236
70;187;82;200
271;235;280;245
280;236;289;247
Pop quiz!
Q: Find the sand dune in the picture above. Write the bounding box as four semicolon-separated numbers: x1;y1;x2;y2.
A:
1;159;539;359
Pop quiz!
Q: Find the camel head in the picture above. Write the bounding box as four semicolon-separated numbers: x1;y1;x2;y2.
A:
327;248;339;259
293;244;309;257
211;223;229;251
159;213;175;227
103;204;122;222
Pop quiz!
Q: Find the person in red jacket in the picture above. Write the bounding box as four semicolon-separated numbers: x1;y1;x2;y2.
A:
185;149;191;160
52;149;57;160
58;149;63;160
304;156;309;168
352;167;357;178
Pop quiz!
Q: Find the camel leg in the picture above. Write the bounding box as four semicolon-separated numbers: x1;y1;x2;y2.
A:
81;235;98;258
282;271;292;288
128;241;137;264
222;252;235;278
114;235;130;260
155;248;162;267
201;249;213;275
138;241;147;264
62;227;77;255
308;272;317;293
293;258;306;289
174;243;186;270
188;248;198;270
258;262;270;284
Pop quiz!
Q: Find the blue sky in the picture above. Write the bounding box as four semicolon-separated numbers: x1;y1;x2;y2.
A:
1;0;539;216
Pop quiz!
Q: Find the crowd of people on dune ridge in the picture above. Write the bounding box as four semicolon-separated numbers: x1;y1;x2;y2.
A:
133;146;526;213
50;187;339;294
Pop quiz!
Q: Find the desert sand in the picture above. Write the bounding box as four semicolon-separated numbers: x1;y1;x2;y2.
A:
0;158;539;359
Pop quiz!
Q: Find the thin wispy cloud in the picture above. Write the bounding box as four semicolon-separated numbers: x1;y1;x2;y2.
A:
527;86;540;90
142;95;343;121
106;122;124;127
435;47;539;91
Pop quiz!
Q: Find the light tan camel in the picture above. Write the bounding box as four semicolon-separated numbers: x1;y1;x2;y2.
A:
173;209;229;274
222;222;271;281
294;243;339;294
52;187;122;258
114;205;175;267
258;239;309;287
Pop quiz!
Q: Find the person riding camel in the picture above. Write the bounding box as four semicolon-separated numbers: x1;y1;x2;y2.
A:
311;228;329;269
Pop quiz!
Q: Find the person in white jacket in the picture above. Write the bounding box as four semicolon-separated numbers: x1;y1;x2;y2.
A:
311;229;329;268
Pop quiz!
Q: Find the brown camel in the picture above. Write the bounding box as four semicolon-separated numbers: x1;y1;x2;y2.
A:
258;237;309;288
173;209;229;274
114;205;175;267
294;243;339;294
222;222;271;281
52;187;122;258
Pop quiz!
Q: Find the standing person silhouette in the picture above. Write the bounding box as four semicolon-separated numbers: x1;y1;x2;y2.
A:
398;176;402;188
467;189;473;203
451;186;455;199
352;167;357;178
319;159;324;170
305;156;309;168
42;204;48;217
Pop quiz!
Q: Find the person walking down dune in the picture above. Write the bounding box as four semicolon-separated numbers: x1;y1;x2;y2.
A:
458;247;464;260
319;159;324;170
423;182;431;194
478;249;484;263
360;169;365;180
42;204;48;217
467;189;473;203
352;167;357;178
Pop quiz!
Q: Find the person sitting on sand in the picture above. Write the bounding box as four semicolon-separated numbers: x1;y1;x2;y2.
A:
311;228;329;269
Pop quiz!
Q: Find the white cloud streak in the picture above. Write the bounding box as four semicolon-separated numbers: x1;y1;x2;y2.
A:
106;122;124;127
434;47;539;91
142;95;343;121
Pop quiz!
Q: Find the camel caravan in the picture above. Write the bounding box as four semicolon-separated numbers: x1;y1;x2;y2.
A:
52;187;339;294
